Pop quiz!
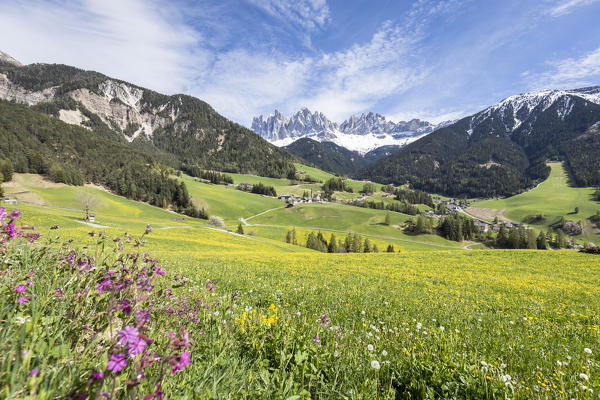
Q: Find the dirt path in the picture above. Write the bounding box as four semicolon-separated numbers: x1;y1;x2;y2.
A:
240;206;286;225
73;220;110;228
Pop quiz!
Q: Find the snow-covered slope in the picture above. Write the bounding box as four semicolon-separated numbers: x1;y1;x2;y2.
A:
469;87;600;135
251;108;443;154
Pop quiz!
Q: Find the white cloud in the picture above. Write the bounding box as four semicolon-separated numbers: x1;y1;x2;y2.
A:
548;0;600;17
193;50;310;124
192;20;429;124
389;109;470;125
0;0;206;94
247;0;330;31
529;47;600;89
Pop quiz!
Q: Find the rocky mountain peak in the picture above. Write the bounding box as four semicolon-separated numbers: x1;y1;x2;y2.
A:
252;107;442;153
0;50;22;67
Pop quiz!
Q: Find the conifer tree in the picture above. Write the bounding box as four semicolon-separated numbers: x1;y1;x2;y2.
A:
536;231;547;249
363;238;372;253
328;233;338;253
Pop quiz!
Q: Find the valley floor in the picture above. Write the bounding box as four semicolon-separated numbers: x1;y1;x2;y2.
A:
1;173;599;399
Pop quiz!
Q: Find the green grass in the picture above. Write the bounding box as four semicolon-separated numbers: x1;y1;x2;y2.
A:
250;203;466;250
471;163;599;240
5;174;457;252
2;173;600;398
180;174;282;225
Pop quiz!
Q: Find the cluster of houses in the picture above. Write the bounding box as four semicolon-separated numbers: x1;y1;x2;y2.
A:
422;198;530;234
278;192;324;206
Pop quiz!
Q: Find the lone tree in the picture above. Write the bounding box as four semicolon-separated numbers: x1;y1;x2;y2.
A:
208;216;226;229
237;223;244;235
76;191;101;221
362;182;377;195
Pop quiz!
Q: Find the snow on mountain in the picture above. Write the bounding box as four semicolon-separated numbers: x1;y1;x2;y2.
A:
252;108;441;154
470;87;600;135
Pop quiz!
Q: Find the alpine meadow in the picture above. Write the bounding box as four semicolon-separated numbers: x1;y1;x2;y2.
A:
1;1;599;399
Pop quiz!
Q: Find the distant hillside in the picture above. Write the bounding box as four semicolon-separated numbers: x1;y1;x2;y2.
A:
359;88;600;197
0;55;297;178
284;138;367;175
284;138;402;176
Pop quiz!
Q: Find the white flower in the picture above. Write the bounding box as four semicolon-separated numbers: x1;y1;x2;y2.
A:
416;322;422;330
439;326;445;331
500;363;507;369
371;360;381;370
367;344;374;352
580;373;589;381
382;350;388;357
455;329;459;333
557;360;562;366
361;310;366;315
584;348;592;355
481;361;488;367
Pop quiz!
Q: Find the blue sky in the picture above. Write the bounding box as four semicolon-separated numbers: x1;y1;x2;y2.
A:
1;0;600;125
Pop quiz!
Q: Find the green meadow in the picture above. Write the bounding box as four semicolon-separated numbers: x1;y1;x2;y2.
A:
471;162;599;240
1;171;600;399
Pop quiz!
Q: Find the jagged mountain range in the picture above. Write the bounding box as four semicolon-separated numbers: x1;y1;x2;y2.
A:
0;51;296;177
359;87;600;197
251;108;449;154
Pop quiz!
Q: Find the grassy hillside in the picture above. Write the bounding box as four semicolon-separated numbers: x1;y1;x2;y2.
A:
5;173;464;252
470;162;599;239
2;195;598;398
250;203;465;250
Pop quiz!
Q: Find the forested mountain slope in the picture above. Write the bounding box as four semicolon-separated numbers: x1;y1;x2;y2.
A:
0;57;297;178
359;88;600;197
0;100;200;214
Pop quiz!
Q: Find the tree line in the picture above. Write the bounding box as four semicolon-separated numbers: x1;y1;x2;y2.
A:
286;228;398;253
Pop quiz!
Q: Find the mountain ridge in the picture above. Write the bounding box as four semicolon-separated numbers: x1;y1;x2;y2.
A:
0;53;297;178
359;86;600;197
252;107;448;154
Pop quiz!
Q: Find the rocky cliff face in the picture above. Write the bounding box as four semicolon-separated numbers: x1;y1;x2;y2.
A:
0;73;56;105
0;70;174;142
0;51;21;66
68;82;174;142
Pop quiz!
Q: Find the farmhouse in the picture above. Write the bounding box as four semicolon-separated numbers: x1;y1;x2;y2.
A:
473;220;489;232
